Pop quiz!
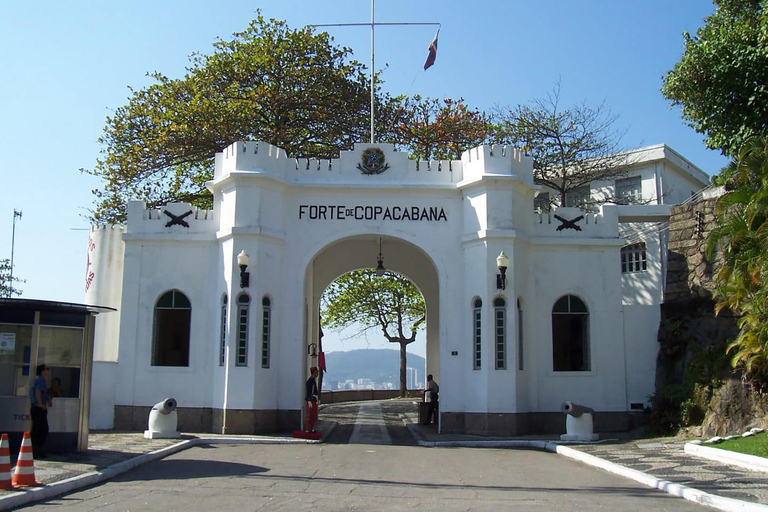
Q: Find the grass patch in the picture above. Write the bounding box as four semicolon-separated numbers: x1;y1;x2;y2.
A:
711;433;768;458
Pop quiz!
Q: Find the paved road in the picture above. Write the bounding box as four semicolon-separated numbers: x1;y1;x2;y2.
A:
12;402;705;511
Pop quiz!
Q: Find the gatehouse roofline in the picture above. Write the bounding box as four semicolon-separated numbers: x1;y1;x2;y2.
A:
212;141;537;188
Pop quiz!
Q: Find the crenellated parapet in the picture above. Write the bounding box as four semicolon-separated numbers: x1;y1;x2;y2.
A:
531;205;619;239
125;201;216;235
207;140;556;188
461;145;534;185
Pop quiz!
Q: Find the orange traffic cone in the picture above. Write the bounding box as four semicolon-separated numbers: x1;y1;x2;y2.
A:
12;432;42;488
0;434;12;490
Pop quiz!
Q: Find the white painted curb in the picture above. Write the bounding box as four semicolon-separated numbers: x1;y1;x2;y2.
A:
414;435;768;512
685;442;768;474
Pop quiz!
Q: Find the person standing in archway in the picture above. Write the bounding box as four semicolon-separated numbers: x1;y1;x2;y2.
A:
424;374;439;425
305;366;319;432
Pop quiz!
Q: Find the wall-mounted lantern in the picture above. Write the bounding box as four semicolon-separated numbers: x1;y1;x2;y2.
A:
237;250;250;288
496;251;509;290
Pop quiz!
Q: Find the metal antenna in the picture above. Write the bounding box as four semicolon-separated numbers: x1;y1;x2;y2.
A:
8;209;22;297
311;1;440;144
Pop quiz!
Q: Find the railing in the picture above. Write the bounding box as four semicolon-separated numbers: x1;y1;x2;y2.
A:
320;389;423;404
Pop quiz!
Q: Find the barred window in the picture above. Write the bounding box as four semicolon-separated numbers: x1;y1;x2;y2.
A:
473;298;482;370
494;298;506;370
534;192;551;212
236;294;250;366
616;176;642;204
517;298;524;371
219;295;227;366
565;187;590;208
621;243;647;273
261;297;271;369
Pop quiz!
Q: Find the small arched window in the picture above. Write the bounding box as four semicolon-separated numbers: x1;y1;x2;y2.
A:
261;297;271;369
552;295;590;372
152;290;191;367
494;297;506;370
517;298;524;371
219;295;227;366
621;243;647;273
473;298;482;370
236;294;250;367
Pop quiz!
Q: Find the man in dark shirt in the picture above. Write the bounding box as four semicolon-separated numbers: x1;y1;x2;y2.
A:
29;364;51;458
305;366;319;432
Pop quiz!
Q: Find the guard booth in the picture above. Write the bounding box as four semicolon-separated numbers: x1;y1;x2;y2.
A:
0;299;114;453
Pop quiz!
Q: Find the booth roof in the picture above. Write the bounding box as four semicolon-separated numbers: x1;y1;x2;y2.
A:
0;298;116;315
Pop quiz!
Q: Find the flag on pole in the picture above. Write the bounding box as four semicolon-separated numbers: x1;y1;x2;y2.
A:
423;29;440;70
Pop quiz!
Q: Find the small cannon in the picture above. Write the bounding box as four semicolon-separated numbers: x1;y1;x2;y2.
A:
143;398;181;439
560;401;599;441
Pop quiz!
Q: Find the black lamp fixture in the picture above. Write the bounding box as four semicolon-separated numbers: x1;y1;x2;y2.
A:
237;250;250;288
496;250;509;290
375;237;386;276
308;342;318;357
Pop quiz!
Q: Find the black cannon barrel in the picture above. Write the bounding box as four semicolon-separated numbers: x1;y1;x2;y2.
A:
152;398;178;415
561;401;594;418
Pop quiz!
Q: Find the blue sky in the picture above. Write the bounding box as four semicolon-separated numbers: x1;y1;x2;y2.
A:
0;1;726;354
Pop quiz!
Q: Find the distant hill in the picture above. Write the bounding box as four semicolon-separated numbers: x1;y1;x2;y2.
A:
323;349;425;385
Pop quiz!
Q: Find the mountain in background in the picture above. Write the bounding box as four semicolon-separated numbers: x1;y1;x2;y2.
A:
323;349;426;385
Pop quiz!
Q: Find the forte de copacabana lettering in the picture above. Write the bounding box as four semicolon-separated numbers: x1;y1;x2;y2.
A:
299;204;447;221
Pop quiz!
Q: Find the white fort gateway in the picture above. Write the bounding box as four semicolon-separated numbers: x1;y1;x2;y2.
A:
85;141;708;436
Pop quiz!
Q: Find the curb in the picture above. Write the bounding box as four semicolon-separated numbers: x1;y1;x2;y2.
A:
685;442;768;474
0;434;325;511
401;411;768;512
553;444;768;512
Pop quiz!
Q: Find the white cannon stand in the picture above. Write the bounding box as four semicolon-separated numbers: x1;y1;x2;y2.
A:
560;401;599;442
144;398;181;439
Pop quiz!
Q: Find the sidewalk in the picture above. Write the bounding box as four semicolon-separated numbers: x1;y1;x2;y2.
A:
402;412;768;512
2;417;768;512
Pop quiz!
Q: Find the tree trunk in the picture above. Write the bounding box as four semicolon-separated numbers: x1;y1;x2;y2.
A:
399;341;408;398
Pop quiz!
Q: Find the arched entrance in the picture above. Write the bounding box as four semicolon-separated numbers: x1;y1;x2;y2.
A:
303;234;440;402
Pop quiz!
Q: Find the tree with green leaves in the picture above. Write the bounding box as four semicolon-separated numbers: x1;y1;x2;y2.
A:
707;136;768;389
321;270;425;396
89;13;372;224
383;95;497;161
88;14;495;225
495;83;629;207
0;259;23;298
662;0;768;159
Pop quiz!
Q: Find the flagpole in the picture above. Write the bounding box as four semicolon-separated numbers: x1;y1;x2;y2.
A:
370;0;375;143
310;11;440;145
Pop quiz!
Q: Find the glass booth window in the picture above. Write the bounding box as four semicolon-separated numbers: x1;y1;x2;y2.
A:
0;325;33;397
38;326;83;397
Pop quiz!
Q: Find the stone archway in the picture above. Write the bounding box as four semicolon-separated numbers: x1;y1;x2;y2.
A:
303;234;440;397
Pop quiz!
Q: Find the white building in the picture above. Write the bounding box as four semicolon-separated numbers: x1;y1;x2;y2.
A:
85;142;708;436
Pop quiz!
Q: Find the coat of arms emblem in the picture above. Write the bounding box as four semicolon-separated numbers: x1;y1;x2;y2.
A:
357;147;390;175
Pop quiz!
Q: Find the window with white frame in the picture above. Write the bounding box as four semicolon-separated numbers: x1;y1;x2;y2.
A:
236;293;250;366
219;295;227;366
151;290;191;367
565;187;590;208
534;192;551;212
616;176;642;204
261;296;271;369
494;297;506;370
551;295;590;372
621;243;647;273
473;298;482;370
517;298;524;371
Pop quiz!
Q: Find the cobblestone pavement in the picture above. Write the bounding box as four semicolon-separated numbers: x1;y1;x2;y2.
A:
572;437;768;505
